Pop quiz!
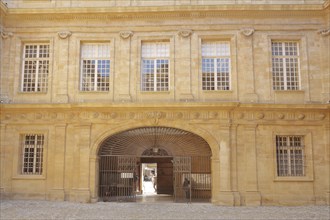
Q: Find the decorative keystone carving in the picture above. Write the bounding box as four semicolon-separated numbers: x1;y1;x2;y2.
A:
240;28;255;37
1;31;13;39
317;29;330;37
178;29;193;38
58;31;72;39
119;31;133;39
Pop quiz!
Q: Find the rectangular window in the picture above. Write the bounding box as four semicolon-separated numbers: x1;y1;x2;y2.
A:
271;41;300;90
202;41;230;91
276;135;304;177
80;43;110;91
141;42;169;91
21;134;44;175
21;43;50;92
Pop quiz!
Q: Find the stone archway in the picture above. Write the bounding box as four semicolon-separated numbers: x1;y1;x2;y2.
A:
97;126;213;202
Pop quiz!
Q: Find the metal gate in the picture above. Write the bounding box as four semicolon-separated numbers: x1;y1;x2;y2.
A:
173;156;211;202
173;156;191;202
99;155;137;202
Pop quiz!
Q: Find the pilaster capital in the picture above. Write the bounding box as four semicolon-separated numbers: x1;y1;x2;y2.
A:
317;29;330;37
1;31;13;39
119;31;133;39
178;29;193;38
58;31;72;39
240;28;255;37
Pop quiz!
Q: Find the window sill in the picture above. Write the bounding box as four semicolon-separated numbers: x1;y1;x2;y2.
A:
274;90;305;93
202;90;233;93
274;177;313;182
140;91;171;94
17;92;48;95
12;175;46;180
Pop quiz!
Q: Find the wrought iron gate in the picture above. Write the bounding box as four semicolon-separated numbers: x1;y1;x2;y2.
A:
173;156;191;202
99;155;137;202
173;156;211;202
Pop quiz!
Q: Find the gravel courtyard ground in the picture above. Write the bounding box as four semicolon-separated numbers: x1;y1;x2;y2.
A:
1;199;329;220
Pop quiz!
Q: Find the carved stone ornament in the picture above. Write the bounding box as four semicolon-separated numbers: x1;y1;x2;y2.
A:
240;28;255;37
58;31;72;39
317;29;330;37
119;31;133;39
1;31;13;39
178;29;193;38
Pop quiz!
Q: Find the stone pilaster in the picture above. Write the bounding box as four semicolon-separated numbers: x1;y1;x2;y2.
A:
238;28;258;103
48;124;67;201
175;30;194;101
243;125;261;206
54;31;72;103
217;125;235;205
70;123;91;203
115;31;133;102
89;155;99;203
325;123;330;205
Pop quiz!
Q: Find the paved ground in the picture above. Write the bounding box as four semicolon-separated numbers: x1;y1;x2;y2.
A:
1;199;329;220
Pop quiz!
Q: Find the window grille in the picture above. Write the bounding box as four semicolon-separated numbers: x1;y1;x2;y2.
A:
21;44;50;92
276;135;305;176
271;41;300;90
80;43;110;91
202;42;230;91
21;134;44;175
141;42;169;91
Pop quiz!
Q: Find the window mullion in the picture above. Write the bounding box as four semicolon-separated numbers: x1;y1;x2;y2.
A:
33;135;37;174
154;59;157;91
94;60;98;91
214;58;218;91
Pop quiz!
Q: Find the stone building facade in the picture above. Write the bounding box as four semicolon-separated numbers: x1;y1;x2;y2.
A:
0;0;329;206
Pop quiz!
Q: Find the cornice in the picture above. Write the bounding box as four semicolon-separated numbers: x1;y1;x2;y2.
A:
3;4;327;20
0;0;8;15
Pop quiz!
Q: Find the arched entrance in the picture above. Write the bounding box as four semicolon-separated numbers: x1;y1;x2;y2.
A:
98;126;212;202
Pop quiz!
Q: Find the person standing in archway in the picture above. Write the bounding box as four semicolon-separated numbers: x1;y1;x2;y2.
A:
183;178;190;202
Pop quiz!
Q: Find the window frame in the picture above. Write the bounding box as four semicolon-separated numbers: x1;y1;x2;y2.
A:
271;41;301;91
21;43;50;93
275;135;305;177
272;131;314;182
201;41;231;91
140;41;170;92
80;42;111;92
20;134;45;175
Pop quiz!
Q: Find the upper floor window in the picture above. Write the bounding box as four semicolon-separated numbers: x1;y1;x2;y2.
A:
21;134;44;175
276;135;305;177
202;41;231;91
80;43;110;91
141;42;169;91
271;41;300;90
21;43;50;92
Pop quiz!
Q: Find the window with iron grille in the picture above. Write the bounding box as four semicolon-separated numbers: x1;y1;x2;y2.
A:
202;41;231;91
21;44;50;92
80;43;110;91
276;135;305;177
141;42;169;91
21;134;44;175
271;41;300;90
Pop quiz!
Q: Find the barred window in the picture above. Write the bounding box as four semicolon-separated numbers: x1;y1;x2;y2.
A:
80;43;110;91
276;135;305;177
21;44;50;92
202;41;230;91
272;41;300;90
141;42;169;91
21;134;44;175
